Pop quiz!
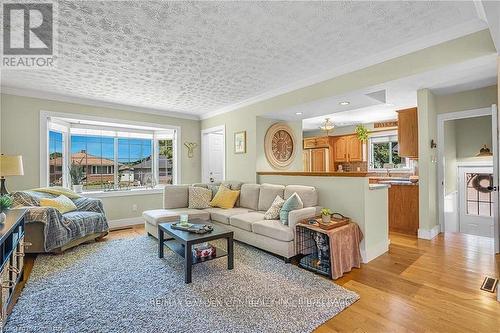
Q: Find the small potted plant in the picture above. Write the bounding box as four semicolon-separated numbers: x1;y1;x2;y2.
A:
320;208;332;223
69;162;85;193
0;195;13;223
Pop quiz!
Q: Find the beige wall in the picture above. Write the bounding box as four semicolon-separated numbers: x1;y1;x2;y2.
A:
201;30;495;183
435;85;497;114
0;93;201;220
417;89;438;233
455;115;492;160
443;120;457;194
257;174;389;263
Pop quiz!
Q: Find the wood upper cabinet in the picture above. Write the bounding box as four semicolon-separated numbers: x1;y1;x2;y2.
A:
347;135;363;162
303;136;330;149
334;136;348;162
334;135;362;162
397;107;418;158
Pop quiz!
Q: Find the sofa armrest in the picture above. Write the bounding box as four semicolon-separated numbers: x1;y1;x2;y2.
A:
73;197;105;213
288;207;316;229
19;206;63;224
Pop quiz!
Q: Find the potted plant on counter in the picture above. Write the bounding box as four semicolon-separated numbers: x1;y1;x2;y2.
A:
0;195;13;223
320;208;332;223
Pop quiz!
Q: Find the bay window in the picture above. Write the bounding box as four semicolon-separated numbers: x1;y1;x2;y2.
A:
44;113;179;193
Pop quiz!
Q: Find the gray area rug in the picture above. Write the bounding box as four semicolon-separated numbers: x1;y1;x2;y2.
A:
7;236;359;333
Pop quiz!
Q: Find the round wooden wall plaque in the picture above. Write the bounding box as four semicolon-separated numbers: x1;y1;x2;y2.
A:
264;123;296;169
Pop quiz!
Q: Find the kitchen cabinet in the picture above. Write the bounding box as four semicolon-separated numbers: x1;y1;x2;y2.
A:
303;148;330;172
303;136;334;171
397;107;418;158
334;135;363;162
388;184;419;235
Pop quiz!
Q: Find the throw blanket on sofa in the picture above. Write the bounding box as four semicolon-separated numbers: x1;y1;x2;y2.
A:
11;191;109;251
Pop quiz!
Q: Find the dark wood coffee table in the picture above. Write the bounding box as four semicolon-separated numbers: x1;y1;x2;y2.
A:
158;219;234;284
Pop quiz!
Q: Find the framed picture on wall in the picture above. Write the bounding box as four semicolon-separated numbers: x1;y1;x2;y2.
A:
234;131;246;154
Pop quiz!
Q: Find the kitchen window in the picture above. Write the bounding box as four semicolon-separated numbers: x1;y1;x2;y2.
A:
44;113;179;194
368;131;411;170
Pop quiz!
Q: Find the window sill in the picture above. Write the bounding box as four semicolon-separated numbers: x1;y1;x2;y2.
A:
81;187;164;198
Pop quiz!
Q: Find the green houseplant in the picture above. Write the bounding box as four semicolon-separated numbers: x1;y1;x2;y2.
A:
69;162;85;193
320;208;332;223
0;195;13;223
355;124;369;142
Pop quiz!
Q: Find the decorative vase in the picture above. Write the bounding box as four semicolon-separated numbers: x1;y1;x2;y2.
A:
72;185;83;193
322;214;331;223
0;212;5;224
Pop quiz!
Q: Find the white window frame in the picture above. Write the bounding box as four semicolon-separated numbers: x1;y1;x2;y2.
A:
367;130;412;172
41;111;181;197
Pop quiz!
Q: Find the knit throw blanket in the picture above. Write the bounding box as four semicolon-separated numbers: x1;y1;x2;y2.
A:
11;191;109;251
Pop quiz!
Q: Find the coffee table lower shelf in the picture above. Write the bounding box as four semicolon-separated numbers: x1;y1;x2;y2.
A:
163;239;228;264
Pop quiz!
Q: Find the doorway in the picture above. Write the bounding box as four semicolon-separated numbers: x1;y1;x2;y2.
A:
437;106;499;253
458;166;494;237
201;126;225;183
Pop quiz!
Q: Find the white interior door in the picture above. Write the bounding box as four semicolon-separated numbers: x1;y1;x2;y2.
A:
458;166;494;237
202;127;225;183
491;104;499;253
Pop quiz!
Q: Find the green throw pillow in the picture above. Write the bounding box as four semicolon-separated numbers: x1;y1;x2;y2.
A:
279;192;303;225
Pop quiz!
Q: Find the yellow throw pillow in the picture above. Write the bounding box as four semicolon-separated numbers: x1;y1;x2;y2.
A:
40;195;78;214
210;185;240;209
32;186;81;199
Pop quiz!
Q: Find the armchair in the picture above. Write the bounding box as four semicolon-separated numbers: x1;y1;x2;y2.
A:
11;190;109;253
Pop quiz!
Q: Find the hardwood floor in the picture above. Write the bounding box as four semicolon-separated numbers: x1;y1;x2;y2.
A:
15;227;500;332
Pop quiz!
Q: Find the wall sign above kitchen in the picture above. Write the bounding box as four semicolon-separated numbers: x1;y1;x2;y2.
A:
374;120;398;129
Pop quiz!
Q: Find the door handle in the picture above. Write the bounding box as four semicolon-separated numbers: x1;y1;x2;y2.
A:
487;186;498;192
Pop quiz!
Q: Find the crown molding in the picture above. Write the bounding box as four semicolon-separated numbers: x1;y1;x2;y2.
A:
0;86;200;121
200;22;488;120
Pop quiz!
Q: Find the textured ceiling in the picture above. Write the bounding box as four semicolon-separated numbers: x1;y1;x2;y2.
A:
1;1;486;117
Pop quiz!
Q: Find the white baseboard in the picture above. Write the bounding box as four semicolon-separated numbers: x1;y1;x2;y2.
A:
108;217;143;230
418;224;441;240
361;239;390;263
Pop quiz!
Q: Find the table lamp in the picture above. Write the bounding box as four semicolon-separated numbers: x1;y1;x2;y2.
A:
0;155;24;196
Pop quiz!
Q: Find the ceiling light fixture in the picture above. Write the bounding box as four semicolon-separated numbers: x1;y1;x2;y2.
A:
295;112;303;115
319;118;335;135
339;101;350;106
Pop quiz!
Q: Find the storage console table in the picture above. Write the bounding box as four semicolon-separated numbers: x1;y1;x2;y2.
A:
0;209;27;327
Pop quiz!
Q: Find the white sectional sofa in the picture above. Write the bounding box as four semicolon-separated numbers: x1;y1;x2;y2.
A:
143;182;320;259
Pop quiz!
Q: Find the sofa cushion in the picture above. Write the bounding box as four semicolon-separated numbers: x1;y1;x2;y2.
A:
188;186;212;209
284;185;318;208
222;180;244;190
210;185;240;209
264;195;285;220
239;184;260;210
229;212;265;232
204;207;250;224
143;208;209;226
163;185;189;209
252;220;294;242
40;195;77;214
280;193;304;225
258;183;285;211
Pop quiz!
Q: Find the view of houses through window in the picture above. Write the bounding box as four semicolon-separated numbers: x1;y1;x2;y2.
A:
49;124;175;191
368;133;409;170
